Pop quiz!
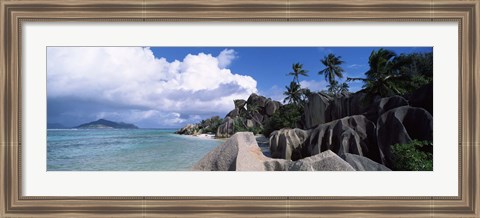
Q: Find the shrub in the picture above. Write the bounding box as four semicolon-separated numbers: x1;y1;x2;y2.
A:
391;140;433;171
232;117;263;135
200;116;223;133
262;104;303;137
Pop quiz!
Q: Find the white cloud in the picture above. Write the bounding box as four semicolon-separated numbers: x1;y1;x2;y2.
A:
47;47;257;127
217;49;236;68
299;80;328;91
347;64;366;69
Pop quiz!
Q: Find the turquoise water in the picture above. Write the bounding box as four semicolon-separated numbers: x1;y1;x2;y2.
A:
47;129;223;171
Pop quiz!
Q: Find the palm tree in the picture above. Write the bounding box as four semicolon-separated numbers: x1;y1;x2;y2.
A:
347;48;411;97
326;81;349;95
246;101;263;126
339;82;349;93
287;63;309;84
283;81;302;105
319;53;345;84
327;80;339;94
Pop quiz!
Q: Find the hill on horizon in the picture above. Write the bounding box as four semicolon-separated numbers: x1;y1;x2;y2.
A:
75;119;139;129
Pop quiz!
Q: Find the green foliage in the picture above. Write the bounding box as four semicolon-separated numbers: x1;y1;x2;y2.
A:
199;116;223;133
326;80;350;95
319;53;345;84
232;117;262;135
287;62;309;84
283;81;303;105
262;104;303;137
391;140;433;171
347;49;433;98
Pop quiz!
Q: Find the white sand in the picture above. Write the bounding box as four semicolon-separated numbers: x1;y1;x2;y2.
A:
196;134;216;139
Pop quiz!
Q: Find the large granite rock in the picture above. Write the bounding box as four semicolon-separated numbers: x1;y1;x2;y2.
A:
265;100;282;116
269;128;310;160
247;93;268;108
376;106;433;168
364;96;408;123
216;117;235;138
303;92;380;129
234;99;247;110
175;124;199;135
302;115;382;163
304;93;332;129
340;153;391;171
408;83;433;115
225;108;240;118
193;132;355;171
264;150;355;171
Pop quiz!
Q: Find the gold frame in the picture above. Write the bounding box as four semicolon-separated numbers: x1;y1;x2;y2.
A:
1;0;478;217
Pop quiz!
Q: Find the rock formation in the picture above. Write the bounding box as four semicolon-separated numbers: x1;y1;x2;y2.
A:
363;95;408;123
302;115;382;163
175;124;199;135
193;132;358;171
339;153;391;171
216;117;235;138
214;93;282;138
304;93;331;129
408;83;433;115
269;128;310;160
376;106;433;168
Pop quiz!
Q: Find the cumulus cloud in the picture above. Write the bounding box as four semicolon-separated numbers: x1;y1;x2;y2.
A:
217;49;236;68
299;80;328;91
47;47;257;127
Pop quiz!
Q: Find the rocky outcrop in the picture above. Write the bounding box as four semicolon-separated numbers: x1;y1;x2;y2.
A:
302;115;382;163
408;83;433;115
175;124;199;135
193;132;356;171
376;106;433;168
340;153;391;171
303;92;381;129
304;93;332;129
269;128;310;160
234;99;247;110
265;100;281;116
226;108;240;118
247;93;268;109
216;117;235;138
364;96;408;123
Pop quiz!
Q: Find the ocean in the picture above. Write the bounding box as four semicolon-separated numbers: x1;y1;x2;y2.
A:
47;129;224;171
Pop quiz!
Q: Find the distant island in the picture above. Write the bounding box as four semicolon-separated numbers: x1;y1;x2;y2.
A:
75;119;139;129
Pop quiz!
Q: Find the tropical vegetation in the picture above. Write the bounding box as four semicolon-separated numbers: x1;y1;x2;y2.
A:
347;49;433;98
391;140;433;171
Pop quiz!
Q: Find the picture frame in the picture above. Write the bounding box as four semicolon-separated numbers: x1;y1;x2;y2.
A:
1;0;478;217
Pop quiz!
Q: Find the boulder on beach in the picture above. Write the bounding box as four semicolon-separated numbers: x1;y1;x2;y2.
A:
339;153;391;171
216;117;235;138
376;106;433;168
269;128;310;160
175;124;199;135
302;115;382;163
262;150;355;171
193;132;356;171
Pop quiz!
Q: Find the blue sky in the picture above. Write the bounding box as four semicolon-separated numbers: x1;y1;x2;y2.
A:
151;47;432;95
47;47;432;128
